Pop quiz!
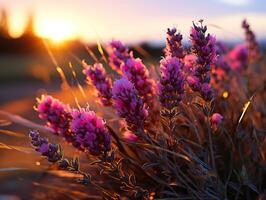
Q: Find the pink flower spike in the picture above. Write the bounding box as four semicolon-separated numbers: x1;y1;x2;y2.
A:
121;57;156;104
164;27;184;59
106;40;132;72
112;77;148;133
83;62;113;106
36;95;73;141
158;56;185;109
189;21;217;101
70;108;111;156
227;44;248;71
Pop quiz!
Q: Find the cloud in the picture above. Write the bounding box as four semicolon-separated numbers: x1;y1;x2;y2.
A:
217;0;253;6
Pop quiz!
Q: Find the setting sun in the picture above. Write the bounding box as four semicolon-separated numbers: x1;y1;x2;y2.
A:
35;20;76;42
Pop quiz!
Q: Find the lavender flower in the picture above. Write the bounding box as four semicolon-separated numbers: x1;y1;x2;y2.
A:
210;113;223;130
112;77;148;133
70;108;111;155
83;62;113;106
227;44;248;71
242;19;261;62
121;57;156;104
189;21;216;101
158;56;185;110
36;95;74;142
106;40;132;72
29;130;62;162
164;27;185;59
190;22;216;68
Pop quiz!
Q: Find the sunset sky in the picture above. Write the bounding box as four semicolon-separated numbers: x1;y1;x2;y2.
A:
0;0;265;43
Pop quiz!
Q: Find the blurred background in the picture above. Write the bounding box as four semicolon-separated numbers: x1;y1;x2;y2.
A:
0;0;265;106
0;1;265;199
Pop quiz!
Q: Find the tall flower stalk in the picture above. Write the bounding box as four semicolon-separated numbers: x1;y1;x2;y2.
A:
242;19;261;62
188;21;218;172
159;28;185;132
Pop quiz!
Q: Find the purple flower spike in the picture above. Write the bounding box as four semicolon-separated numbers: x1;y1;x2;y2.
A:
121;57;156;104
36;95;74;142
190;22;216;68
70;108;111;155
164;27;185;59
158;57;185;110
112;77;148;132
242;19;261;62
83;62;113;106
107;40;132;72
29;130;62;162
189;21;216;101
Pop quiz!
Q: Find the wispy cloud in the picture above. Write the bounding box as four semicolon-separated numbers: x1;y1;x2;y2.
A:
217;0;253;6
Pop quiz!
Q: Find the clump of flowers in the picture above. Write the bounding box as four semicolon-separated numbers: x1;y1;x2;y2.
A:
70;108;112;157
106;40;132;72
29;130;62;162
36;95;74;142
20;19;265;199
112;77;148;133
83;61;113;106
188;21;216;101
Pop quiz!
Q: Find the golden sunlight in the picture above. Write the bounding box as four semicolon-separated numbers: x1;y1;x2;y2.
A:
35;20;76;42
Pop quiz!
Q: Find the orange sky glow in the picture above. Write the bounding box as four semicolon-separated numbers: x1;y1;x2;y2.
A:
1;0;265;44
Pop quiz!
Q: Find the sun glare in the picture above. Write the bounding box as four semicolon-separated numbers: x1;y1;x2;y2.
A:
36;20;76;43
